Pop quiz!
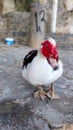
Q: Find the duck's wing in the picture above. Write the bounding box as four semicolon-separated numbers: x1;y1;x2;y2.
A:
22;50;38;68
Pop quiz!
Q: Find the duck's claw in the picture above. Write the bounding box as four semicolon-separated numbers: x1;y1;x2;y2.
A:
46;83;59;100
46;90;59;100
34;86;46;101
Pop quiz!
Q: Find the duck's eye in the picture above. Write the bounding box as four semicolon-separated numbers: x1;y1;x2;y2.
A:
50;55;53;58
45;44;48;47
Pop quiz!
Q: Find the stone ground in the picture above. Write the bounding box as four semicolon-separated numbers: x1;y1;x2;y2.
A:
0;42;73;130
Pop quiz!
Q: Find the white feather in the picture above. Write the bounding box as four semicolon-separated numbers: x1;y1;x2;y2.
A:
48;37;56;47
22;51;63;86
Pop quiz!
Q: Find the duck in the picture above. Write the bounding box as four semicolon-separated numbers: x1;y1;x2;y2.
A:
22;37;63;100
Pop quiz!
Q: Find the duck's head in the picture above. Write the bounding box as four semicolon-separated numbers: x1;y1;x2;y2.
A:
40;37;58;60
40;38;59;69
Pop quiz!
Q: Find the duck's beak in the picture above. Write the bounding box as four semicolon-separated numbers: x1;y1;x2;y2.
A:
53;65;59;70
49;58;59;70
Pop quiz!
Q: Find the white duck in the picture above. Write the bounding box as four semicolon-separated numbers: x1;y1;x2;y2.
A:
22;38;63;100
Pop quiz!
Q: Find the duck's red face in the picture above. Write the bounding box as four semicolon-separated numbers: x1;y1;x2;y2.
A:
40;39;58;60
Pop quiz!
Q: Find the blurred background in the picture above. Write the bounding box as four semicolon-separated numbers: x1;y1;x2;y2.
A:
0;0;73;45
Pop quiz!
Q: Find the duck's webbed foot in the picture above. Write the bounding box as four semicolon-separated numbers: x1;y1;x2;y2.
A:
34;85;46;101
46;83;59;100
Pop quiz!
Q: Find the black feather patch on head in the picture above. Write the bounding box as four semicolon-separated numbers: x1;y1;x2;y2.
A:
22;50;38;68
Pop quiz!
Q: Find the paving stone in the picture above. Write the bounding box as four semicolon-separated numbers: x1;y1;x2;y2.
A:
0;42;73;130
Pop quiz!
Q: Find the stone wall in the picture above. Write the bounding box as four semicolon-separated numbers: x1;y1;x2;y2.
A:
0;0;73;45
57;0;73;34
46;0;73;34
0;0;26;14
0;11;30;45
0;11;73;45
0;0;73;34
0;0;15;15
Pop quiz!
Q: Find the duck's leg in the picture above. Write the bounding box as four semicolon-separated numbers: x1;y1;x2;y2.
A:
34;85;46;100
46;83;59;100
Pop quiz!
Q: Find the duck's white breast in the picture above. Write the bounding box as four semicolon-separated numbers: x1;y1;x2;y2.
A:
22;53;63;86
